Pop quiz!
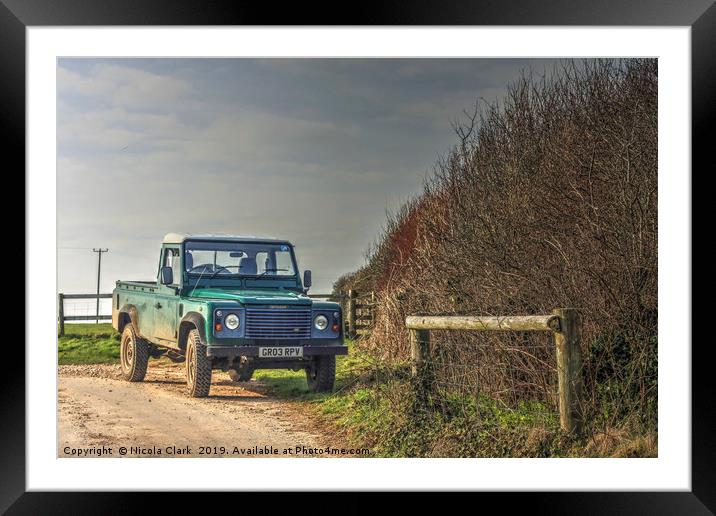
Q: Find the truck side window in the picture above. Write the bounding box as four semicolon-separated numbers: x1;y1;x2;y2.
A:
163;248;181;285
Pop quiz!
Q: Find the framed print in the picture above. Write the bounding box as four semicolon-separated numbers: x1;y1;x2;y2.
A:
6;0;712;511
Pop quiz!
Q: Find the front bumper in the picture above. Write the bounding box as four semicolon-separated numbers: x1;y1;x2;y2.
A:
206;343;348;358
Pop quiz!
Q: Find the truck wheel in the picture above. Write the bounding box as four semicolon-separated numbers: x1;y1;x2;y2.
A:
186;329;212;397
306;355;336;392
228;368;253;382
120;324;149;382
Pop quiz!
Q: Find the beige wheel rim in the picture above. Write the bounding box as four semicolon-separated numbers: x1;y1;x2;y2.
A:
187;342;195;387
121;333;134;372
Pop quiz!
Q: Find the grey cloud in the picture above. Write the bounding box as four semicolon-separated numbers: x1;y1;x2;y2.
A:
58;58;561;294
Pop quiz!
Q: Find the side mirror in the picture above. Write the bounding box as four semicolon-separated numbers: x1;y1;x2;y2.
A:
303;269;312;289
160;266;173;285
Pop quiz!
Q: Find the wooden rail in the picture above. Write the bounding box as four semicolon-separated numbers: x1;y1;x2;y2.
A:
405;308;583;434
61;293;113;300
405;314;560;332
308;293;347;299
63;315;112;321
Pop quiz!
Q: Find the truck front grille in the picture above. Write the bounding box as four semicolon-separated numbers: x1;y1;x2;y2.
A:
244;309;312;339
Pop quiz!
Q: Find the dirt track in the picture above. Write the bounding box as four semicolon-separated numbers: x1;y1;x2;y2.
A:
58;361;332;458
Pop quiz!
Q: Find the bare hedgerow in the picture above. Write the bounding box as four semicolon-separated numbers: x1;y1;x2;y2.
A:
336;59;658;445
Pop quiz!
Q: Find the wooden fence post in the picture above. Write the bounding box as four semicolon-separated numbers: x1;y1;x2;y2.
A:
410;328;431;409
410;328;430;376
58;293;65;336
347;290;357;339
553;308;583;433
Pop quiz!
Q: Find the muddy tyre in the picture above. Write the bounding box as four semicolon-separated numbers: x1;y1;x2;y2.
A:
306;355;336;392
120;324;149;382
186;329;212;397
228;367;253;382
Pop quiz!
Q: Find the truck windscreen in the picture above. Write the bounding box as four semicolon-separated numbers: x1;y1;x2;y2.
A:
184;241;297;277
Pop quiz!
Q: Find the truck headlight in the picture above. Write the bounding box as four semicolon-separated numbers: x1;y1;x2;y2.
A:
314;314;329;331
225;313;240;330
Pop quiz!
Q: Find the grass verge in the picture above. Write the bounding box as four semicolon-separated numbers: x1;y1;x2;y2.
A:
58;323;120;364
255;341;656;457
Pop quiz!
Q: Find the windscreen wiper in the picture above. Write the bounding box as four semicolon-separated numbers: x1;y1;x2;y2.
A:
207;265;239;280
258;268;289;276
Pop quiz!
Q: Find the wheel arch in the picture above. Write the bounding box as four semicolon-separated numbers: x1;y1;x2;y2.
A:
178;311;207;352
117;304;140;336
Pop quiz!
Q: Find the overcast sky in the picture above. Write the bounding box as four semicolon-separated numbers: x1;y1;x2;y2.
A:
57;58;558;304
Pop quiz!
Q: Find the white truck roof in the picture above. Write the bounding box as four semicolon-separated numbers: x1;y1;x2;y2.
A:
162;233;288;245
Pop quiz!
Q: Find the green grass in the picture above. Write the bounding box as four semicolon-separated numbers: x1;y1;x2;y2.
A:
58;323;120;364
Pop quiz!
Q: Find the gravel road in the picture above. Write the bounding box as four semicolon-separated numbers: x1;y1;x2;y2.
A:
58;361;331;458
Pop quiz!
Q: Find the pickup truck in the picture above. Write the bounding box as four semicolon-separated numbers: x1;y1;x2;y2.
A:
111;233;346;397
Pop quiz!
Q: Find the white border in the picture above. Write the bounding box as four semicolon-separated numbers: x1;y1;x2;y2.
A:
28;27;690;491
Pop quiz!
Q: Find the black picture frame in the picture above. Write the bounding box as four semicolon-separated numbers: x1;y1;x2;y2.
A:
5;0;710;512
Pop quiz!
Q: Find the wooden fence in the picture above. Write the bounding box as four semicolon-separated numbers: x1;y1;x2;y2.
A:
57;291;376;339
57;293;113;336
405;308;583;433
344;290;376;339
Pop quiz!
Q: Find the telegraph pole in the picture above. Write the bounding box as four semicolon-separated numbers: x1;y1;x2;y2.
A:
92;248;109;324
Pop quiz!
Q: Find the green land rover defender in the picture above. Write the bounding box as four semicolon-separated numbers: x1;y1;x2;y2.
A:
112;233;347;397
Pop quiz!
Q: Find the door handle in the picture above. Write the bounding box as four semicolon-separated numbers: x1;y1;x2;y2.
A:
155;302;162;309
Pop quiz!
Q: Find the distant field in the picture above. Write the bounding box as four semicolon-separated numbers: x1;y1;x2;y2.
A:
58;323;120;364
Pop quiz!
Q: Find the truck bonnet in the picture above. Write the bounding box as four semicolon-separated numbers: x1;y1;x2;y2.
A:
185;288;311;306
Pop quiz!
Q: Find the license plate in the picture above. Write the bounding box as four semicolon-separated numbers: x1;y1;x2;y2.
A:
258;346;303;358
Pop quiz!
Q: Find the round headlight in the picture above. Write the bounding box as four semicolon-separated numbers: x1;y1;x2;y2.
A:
224;313;240;330
314;314;329;331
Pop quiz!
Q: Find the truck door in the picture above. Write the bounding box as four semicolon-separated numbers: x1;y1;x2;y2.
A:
153;245;181;345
